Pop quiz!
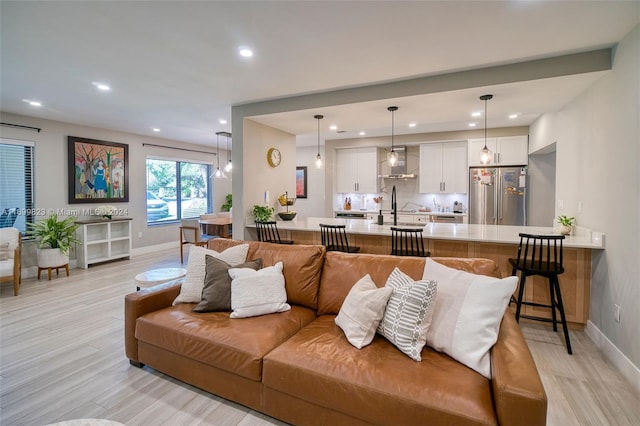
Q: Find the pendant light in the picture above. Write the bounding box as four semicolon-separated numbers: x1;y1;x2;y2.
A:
387;106;399;167
212;131;227;179
221;131;233;173
479;94;493;165
314;114;323;169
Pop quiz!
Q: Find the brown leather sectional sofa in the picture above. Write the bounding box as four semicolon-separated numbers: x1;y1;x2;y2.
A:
125;239;547;425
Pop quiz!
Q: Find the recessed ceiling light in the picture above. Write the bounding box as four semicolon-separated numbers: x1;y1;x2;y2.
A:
329;125;337;131
509;113;520;119
409;123;417;128
238;47;253;58
359;131;366;136
22;99;42;107
92;81;111;91
472;111;482;117
468;123;477;127
219;119;227;124
152;128;160;132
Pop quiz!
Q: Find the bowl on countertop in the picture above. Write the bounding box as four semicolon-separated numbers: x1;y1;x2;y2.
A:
278;212;297;221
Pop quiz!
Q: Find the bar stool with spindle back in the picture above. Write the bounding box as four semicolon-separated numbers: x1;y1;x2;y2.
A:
390;227;430;257
319;224;360;253
508;233;572;354
255;221;294;244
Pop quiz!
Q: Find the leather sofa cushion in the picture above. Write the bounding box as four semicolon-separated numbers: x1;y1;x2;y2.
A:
135;304;316;381
208;239;325;310
263;315;497;426
318;253;501;315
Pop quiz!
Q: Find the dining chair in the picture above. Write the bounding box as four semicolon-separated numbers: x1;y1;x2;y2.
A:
319;224;360;253
255;221;293;244
179;218;215;263
390;227;430;257
509;233;572;354
0;227;22;296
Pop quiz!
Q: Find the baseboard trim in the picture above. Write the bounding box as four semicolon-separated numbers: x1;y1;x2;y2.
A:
132;241;177;256
585;320;640;393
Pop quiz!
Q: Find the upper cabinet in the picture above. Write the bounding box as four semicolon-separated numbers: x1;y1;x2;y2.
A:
419;142;468;194
335;147;378;193
468;135;528;166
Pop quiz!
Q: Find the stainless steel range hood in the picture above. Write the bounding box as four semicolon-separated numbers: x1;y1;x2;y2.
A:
378;146;417;179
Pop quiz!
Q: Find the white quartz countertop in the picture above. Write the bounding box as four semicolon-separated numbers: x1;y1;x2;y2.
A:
334;209;467;216
249;217;604;249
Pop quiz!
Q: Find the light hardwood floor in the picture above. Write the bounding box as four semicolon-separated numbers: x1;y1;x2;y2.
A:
1;248;638;425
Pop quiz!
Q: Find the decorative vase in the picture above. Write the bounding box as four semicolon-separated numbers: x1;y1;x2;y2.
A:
559;225;572;236
37;248;69;267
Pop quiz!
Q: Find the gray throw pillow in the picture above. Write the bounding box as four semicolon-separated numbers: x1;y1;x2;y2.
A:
192;255;262;313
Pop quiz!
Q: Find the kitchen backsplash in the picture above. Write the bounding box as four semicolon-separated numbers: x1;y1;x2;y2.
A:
334;178;467;213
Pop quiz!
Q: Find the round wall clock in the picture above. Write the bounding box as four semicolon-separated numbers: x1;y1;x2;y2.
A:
267;147;282;167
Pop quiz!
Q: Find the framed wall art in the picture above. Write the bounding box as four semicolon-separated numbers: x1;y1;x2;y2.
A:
296;166;307;199
68;136;129;203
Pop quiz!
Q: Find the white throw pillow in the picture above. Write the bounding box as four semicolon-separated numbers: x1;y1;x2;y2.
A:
228;261;291;318
335;274;393;349
377;268;438;361
423;258;518;379
173;244;249;305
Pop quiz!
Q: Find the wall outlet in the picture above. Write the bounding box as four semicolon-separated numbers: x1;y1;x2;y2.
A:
558;199;564;210
138;232;142;238
614;304;621;323
578;201;583;213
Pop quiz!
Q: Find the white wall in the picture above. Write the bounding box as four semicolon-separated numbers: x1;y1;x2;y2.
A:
530;25;639;382
295;145;326;218
527;149;556;226
0;111;229;267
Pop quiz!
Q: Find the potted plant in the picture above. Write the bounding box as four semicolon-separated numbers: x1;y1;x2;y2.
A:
27;214;81;268
252;205;274;223
221;193;232;212
557;215;575;236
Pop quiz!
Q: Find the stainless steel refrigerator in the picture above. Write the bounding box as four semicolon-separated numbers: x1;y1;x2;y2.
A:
469;166;527;225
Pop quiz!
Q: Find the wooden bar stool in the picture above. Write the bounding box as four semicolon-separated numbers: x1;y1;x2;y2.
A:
509;233;572;354
319;224;360;253
255;221;293;244
390;227;430;257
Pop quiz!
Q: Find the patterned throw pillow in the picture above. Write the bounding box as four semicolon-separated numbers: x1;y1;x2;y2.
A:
335;274;393;349
377;268;438;361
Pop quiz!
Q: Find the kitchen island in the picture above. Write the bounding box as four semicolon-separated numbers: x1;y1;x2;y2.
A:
246;218;604;329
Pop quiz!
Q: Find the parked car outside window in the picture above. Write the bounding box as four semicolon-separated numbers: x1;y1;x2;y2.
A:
147;191;170;221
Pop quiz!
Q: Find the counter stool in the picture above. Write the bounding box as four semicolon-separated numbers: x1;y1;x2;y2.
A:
255;221;293;244
390;227;430;257
319;224;360;253
509;233;572;354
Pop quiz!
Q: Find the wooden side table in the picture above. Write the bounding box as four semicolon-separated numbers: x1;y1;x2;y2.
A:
134;267;187;291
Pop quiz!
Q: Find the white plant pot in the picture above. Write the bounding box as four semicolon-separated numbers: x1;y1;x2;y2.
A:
37;248;69;267
559;225;573;236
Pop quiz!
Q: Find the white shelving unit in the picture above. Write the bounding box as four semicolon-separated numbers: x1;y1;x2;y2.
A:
76;218;132;268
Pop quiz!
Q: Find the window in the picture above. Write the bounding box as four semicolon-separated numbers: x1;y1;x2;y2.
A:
146;158;212;223
0;139;34;233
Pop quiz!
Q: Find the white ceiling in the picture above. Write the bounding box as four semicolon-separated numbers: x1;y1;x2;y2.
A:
1;1;638;147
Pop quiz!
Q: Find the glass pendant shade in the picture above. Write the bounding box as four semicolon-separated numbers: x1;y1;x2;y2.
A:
387;106;398;167
479;94;493;165
224;161;232;172
314;114;323;169
212;131;228;179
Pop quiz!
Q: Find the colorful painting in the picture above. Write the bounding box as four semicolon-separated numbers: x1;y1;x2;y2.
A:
296;166;307;199
68;136;129;203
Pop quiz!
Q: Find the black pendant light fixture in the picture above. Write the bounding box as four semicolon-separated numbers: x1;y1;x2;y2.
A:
479;94;493;165
387;106;399;167
221;131;232;173
212;131;227;179
314;114;323;169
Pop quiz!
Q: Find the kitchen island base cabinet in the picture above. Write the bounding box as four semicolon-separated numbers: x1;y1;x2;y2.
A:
283;229;590;329
76;218;133;269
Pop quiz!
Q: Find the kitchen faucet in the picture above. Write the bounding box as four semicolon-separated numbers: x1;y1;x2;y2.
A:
392;185;397;226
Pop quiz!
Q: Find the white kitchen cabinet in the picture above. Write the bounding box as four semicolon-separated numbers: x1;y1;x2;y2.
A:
419;142;468;193
468;135;528;166
76;218;132;268
336;147;378;193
